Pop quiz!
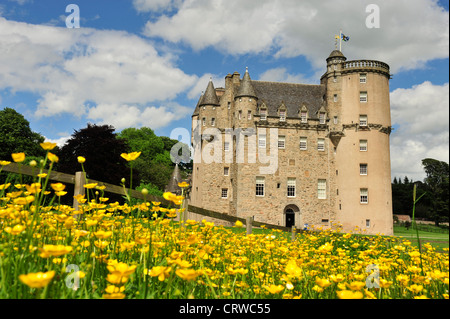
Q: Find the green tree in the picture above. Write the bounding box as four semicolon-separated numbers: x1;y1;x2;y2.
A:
0;107;46;161
421;158;449;226
117;127;164;162
56;123;130;186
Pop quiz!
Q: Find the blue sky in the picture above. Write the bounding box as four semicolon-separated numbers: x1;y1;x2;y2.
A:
0;0;448;181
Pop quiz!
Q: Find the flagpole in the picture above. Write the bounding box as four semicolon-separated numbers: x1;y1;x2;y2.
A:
339;29;342;51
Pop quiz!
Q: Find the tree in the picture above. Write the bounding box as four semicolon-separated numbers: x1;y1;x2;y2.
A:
421;158;449;226
56;123;130;186
0;107;46;161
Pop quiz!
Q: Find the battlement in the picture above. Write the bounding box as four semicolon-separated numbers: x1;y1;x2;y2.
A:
343;59;390;77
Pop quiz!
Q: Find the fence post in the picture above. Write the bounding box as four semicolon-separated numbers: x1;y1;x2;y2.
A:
246;217;253;235
291;226;296;242
73;171;85;219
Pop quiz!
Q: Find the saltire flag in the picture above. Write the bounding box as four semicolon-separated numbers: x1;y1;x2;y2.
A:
341;33;350;42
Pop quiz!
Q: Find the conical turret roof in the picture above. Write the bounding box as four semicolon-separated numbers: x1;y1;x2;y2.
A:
199;78;220;106
235;67;257;100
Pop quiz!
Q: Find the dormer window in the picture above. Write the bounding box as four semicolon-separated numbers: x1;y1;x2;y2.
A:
319;112;326;124
260;109;267;121
279;110;286;122
301;111;308;123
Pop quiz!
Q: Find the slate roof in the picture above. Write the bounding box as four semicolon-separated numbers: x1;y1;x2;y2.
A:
235;68;257;99
251;81;326;119
199;79;220;107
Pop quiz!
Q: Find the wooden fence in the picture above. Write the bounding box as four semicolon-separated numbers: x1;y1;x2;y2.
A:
2;162;298;238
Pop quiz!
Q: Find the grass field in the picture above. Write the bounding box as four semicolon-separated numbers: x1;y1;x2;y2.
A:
393;225;449;252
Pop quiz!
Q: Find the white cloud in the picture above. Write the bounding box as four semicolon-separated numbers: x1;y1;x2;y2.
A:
87;102;192;131
187;73;225;100
258;67;316;84
44;135;70;148
390;81;449;181
143;0;448;73
0;17;197;129
133;0;182;12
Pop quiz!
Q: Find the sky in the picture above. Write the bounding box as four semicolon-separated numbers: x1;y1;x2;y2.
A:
0;0;448;182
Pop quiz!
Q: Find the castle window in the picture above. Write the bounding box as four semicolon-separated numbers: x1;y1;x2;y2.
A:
360;73;367;83
301;111;308;123
360;91;368;102
300;137;307;150
333;116;338;124
278;135;285;149
221;188;228;199
224;167;229;176
333;76;337;83
258;134;266;148
334;94;338;102
318;179;327;199
211;118;216;126
360;188;368;204
319;112;326;124
238;110;242;120
224;142;230;152
279;110;286;122
260;109;267;121
247;110;252;120
317;138;325;151
360;139;368;151
360;163;368;175
359;115;368;126
256;177;265;197
287;178;296;198
202;117;206;126
228;102;231;109
366;219;371;227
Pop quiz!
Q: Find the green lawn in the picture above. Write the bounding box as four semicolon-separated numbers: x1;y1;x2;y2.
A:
393;225;449;252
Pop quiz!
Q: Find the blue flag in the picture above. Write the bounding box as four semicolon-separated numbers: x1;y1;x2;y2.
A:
341;33;350;42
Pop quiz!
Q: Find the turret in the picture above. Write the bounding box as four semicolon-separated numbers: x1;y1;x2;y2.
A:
234;68;258;128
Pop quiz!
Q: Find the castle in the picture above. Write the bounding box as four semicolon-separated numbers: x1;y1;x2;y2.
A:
189;50;394;235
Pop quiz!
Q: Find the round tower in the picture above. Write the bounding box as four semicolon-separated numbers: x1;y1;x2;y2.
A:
324;50;393;235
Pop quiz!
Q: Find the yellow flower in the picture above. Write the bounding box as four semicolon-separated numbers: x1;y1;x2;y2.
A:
51;183;66;192
342;233;352;239
13;195;35;205
11;152;25;163
39;245;73;258
176;268;199;281
407;284;424;294
0;160;11;166
120;152;141;162
55;191;67;197
47;152;59;163
19;270;55;288
317;242;333;254
0;183;11;190
4;224;26;235
178;182;189;188
104;285;125;294
72;229;88;238
329;274;345;283
77;156;86;163
315;277;332;288
84;183;98;189
37;173;47;178
163;191;177;202
40;142;57;150
26;183;41;194
379;278;393;289
146;266;172;281
348;281;366;291
235;220;244;228
336;290;364;299
285;259;302;278
103;292;126;299
264;284;285;294
93;230;113;239
107;262;137;277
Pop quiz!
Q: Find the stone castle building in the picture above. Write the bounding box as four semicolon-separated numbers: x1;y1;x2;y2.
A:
189;50;394;235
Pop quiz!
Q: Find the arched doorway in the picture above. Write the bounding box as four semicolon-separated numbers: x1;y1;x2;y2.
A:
285;208;295;228
284;205;300;228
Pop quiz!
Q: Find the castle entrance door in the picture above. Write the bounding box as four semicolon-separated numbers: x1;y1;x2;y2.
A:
284;205;300;228
285;209;295;227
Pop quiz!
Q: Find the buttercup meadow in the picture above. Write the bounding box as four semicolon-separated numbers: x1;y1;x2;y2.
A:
0;144;448;299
